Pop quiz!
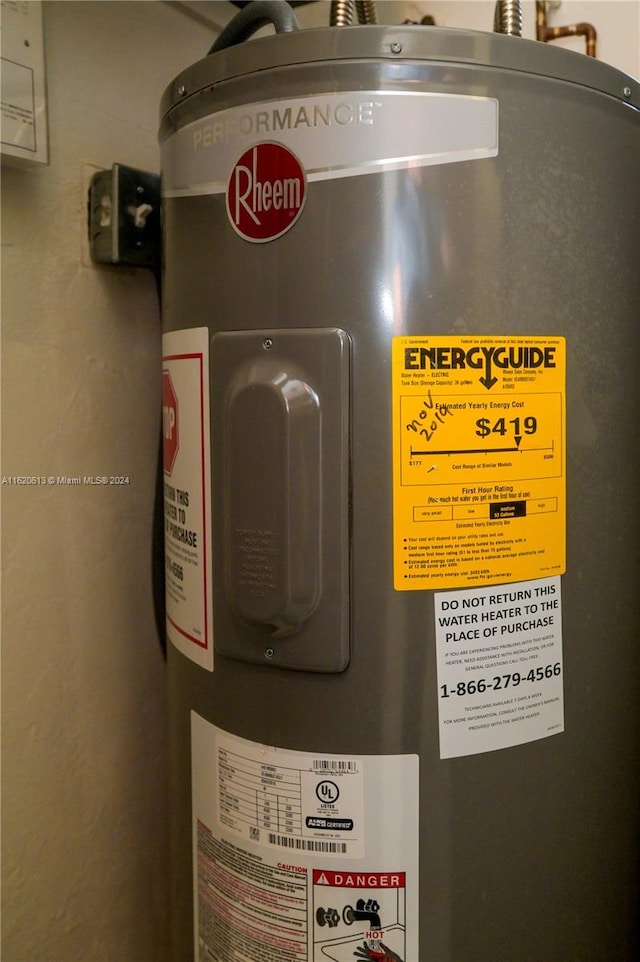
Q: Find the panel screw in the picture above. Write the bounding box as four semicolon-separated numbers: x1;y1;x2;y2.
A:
177;84;187;97
623;86;632;98
263;338;273;350
390;40;403;54
265;648;275;659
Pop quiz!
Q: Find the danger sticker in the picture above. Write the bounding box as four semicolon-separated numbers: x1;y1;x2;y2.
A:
313;869;408;961
392;335;566;591
314;871;406;888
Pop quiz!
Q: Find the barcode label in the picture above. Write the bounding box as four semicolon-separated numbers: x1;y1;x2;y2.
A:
312;759;357;773
268;833;348;854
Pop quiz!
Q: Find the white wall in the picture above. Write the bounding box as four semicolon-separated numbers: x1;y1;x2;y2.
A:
408;1;639;78
1;3;213;960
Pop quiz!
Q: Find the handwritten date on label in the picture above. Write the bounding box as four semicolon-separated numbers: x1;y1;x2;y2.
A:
405;390;453;441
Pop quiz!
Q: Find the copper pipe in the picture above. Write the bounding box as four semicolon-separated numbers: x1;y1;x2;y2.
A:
535;1;597;57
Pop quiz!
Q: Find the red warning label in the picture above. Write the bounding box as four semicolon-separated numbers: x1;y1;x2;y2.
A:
313;869;407;961
314;871;406;888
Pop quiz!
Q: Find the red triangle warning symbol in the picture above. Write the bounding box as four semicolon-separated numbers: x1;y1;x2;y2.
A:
316;873;330;886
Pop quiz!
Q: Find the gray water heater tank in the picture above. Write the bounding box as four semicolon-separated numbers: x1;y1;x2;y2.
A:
159;24;640;962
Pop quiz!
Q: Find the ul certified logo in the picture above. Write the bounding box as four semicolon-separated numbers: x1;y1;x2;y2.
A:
316;780;340;804
226;142;307;243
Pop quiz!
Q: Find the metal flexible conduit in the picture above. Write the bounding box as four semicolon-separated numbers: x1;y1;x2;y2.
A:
494;0;523;37
330;0;356;27
209;0;300;54
356;1;378;24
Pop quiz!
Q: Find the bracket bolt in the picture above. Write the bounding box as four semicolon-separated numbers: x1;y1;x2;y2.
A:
263;338;273;350
390;40;403;54
265;648;275;659
177;84;187;97
623;86;632;98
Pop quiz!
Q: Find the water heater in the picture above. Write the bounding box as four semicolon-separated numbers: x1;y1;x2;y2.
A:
159;16;640;961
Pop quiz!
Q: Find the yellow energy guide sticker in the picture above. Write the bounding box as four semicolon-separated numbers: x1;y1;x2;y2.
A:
393;336;566;590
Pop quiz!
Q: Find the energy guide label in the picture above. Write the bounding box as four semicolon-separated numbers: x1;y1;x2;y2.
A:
216;730;364;858
392;335;566;590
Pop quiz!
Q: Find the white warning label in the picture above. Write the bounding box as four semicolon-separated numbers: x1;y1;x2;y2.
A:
435;576;564;758
162;328;213;671
197;825;308;961
191;714;419;961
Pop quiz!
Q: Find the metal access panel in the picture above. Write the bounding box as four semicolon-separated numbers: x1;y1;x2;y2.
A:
160;24;640;962
211;327;350;672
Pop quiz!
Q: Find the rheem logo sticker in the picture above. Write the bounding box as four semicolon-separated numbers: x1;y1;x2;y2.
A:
227;142;306;242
